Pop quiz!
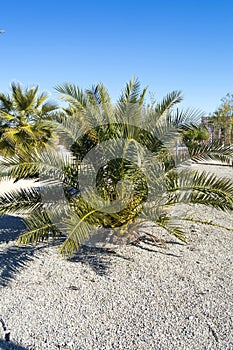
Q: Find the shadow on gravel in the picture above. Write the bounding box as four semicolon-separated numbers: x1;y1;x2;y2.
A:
135;245;181;257
68;245;132;275
0;339;29;350
0;215;128;283
0;244;45;287
127;235;183;257
0;216;181;283
0;215;26;243
164;240;184;246
0;215;47;287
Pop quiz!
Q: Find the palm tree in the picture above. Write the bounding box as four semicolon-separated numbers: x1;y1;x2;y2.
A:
0;78;232;256
0;82;58;156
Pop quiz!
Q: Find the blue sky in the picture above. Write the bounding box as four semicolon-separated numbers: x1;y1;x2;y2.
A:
0;0;232;114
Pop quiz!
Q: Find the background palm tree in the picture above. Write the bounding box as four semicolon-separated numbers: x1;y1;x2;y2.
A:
0;82;58;156
0;79;232;256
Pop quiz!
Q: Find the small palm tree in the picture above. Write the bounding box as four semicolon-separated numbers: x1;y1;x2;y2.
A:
0;78;232;256
0;82;58;156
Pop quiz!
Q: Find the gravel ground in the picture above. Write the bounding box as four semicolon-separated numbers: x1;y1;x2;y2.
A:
0;164;232;350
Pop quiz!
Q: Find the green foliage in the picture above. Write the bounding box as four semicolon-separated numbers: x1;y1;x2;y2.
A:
182;123;210;147
0;83;58;156
208;93;233;145
0;79;233;256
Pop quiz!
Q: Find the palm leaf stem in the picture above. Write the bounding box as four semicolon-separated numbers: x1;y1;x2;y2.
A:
178;217;233;232
169;186;233;203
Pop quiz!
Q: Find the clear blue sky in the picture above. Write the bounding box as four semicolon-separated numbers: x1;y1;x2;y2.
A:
0;0;232;114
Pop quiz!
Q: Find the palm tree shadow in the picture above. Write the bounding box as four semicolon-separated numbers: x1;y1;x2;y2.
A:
68;245;132;275
0;339;29;350
130;237;182;257
0;215;47;287
0;216;181;284
0;244;46;287
0;215;129;283
67;234;182;274
132;243;181;257
0;215;26;243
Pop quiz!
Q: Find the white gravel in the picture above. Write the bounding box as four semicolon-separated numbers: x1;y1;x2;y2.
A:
0;164;232;350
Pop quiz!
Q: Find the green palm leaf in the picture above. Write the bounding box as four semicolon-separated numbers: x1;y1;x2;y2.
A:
0;186;41;215
188;142;233;165
17;210;60;244
166;169;233;210
59;211;96;255
155;90;183;117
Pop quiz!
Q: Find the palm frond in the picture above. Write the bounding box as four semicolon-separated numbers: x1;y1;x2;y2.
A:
116;78;147;120
35;92;49;108
40;101;58;115
140;206;186;241
166;169;233;211
86;84;102;105
59;211;96;256
11;83;37;111
0;149;74;181
155;214;187;242
155;90;183;117
188;142;233;165
24;86;39;111
119;77;142;103
1;129;18;148
0;186;41;215
51;116;84;149
54;83;88;110
171;108;204;127
0;109;15;120
0;93;13;111
17;210;60;244
19;125;37;138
